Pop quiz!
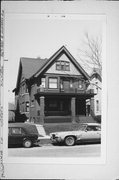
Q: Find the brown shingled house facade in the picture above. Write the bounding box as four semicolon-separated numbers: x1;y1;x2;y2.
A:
13;46;95;124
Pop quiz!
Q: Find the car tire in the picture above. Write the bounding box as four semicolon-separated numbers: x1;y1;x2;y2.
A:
64;136;75;146
52;142;58;146
23;139;32;148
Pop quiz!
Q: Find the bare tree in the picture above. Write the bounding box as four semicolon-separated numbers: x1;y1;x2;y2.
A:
78;32;102;75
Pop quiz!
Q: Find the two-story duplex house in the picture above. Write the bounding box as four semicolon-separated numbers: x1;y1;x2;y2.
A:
13;46;95;124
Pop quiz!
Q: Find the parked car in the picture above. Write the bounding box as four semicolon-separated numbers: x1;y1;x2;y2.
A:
50;123;101;146
8;123;40;148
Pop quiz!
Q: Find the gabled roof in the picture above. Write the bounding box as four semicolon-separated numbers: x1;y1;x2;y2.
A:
90;68;102;82
33;45;90;80
14;46;90;92
21;57;48;79
14;57;48;92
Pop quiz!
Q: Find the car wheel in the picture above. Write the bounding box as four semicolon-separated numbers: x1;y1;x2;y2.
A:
64;136;75;146
23;139;32;148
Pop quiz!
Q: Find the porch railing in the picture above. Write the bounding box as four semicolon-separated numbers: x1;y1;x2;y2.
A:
37;87;94;94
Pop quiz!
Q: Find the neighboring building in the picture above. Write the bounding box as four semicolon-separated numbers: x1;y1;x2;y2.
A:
13;46;95;124
87;68;102;116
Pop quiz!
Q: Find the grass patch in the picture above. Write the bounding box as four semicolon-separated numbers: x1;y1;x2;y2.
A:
44;123;83;135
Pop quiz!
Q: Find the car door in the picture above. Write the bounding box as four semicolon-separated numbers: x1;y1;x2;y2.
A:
9;127;26;145
79;126;100;142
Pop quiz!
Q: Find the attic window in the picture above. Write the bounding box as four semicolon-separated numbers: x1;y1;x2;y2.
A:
56;61;70;71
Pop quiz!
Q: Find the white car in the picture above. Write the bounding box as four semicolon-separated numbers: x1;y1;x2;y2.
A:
50;123;101;146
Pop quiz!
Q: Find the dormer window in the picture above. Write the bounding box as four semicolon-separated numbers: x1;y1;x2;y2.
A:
56;61;70;71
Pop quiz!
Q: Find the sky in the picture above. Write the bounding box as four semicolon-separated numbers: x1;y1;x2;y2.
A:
4;14;103;103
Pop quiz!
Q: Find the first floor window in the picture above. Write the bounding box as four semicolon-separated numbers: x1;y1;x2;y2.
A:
49;78;58;89
48;100;58;108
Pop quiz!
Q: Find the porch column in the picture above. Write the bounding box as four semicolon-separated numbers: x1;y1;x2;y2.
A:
90;97;95;116
40;96;45;124
71;97;76;123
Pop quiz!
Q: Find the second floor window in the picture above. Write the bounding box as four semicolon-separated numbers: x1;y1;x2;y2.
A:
78;80;84;89
41;78;46;88
26;102;29;112
70;80;73;88
48;78;58;89
56;61;70;71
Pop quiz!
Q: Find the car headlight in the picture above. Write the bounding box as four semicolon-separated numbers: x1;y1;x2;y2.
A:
51;133;59;139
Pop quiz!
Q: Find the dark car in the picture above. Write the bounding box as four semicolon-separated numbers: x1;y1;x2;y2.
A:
8;123;39;148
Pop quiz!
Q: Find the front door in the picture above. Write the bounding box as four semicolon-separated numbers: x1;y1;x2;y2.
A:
63;79;70;92
76;99;86;115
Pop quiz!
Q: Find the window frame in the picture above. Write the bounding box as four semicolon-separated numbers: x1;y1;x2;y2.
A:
10;127;25;135
26;101;29;112
78;80;84;90
41;77;46;88
56;60;70;71
48;77;58;89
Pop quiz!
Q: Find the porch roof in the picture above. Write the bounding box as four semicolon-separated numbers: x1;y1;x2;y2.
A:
34;91;95;99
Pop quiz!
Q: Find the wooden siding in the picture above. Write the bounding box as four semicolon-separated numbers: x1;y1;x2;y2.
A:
46;53;81;75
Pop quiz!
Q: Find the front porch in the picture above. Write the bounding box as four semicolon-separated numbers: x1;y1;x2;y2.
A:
32;91;95;124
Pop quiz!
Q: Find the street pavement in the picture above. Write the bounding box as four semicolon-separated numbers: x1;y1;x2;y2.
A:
8;143;101;157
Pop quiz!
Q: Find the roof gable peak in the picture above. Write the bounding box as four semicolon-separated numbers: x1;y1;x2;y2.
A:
34;45;89;80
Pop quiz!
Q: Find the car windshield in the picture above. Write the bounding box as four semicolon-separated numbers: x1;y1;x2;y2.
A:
86;125;101;131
